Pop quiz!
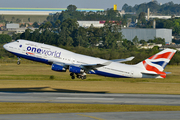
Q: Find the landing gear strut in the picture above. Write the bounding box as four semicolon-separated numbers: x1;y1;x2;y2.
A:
70;72;86;79
17;57;21;65
80;73;86;80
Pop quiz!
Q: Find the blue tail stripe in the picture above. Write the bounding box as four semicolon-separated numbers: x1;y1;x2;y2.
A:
151;61;165;67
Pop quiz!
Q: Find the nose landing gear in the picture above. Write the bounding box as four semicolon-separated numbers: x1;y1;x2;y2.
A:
17;57;21;65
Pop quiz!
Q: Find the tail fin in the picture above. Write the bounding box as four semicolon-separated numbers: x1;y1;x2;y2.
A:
136;48;176;78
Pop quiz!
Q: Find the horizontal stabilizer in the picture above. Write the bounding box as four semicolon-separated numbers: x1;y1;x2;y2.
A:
141;71;166;76
165;72;171;74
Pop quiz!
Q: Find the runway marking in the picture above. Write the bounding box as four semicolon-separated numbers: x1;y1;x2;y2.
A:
56;97;114;100
70;94;125;96
77;114;105;120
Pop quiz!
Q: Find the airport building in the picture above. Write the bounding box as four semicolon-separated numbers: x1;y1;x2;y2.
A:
6;23;19;31
78;21;104;28
121;28;172;43
0;7;104;15
146;15;180;20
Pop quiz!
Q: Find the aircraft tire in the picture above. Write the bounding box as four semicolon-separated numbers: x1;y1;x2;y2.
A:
70;72;74;76
77;75;81;79
17;61;20;65
81;75;86;80
71;76;75;79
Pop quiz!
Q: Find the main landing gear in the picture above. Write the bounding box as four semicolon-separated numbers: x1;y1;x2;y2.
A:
17;57;21;65
70;72;86;80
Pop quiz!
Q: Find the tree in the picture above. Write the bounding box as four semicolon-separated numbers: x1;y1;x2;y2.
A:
138;12;146;26
153;37;165;45
20;29;32;40
122;1;180;15
132;36;139;47
55;20;61;32
102;21;123;49
39;22;52;31
11;17;15;22
28;18;30;22
67;5;77;12
140;40;147;46
32;22;39;28
73;26;88;47
171;52;180;65
122;4;129;10
0;15;4;21
0;34;11;44
16;18;21;23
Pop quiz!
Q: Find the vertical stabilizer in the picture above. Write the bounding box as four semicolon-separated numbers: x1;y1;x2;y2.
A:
136;48;176;78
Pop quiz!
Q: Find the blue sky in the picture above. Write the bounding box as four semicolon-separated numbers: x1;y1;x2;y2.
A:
0;0;180;10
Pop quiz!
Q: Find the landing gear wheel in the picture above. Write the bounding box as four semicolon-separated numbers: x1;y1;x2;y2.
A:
70;72;74;76
17;57;21;65
17;61;20;65
77;75;81;79
81;75;86;80
71;76;75;79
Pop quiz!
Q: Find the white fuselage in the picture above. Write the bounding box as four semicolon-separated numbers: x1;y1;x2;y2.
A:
3;39;155;78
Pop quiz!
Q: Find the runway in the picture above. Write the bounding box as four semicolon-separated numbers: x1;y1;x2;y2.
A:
1;111;180;120
0;92;180;105
1;92;180;119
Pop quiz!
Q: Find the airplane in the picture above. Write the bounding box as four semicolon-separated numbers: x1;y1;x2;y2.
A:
3;39;176;79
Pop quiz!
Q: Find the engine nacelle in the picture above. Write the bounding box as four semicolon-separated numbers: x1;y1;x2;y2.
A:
51;64;66;72
69;66;84;73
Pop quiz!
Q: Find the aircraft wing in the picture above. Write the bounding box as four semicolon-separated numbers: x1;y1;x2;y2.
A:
51;61;112;72
110;56;134;63
51;61;112;71
80;61;112;69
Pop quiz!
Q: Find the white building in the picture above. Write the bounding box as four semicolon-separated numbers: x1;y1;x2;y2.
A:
6;23;19;31
121;28;172;43
146;16;180;20
78;21;104;28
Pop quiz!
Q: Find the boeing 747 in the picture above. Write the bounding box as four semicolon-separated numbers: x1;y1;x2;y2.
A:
3;39;176;79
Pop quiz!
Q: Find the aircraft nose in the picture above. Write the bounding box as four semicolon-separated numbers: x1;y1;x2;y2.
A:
3;43;8;50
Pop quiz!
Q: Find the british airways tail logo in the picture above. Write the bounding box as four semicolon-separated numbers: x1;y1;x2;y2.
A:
26;46;61;57
142;51;175;78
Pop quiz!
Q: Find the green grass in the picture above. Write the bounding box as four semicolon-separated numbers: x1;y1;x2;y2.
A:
0;63;180;114
0;63;180;94
0;63;180;83
1;103;180;114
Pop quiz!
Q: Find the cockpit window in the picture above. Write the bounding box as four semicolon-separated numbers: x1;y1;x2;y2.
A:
16;40;19;42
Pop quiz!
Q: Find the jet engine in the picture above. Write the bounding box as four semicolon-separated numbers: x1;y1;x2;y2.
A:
51;64;66;72
69;66;84;73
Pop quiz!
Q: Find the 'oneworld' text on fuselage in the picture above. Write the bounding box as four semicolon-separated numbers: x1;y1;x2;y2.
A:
27;46;61;57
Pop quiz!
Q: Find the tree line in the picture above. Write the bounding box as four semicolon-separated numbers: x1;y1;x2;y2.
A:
1;3;180;65
135;11;180;36
10;18;177;65
46;5;127;26
15;18;124;49
122;1;180;15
